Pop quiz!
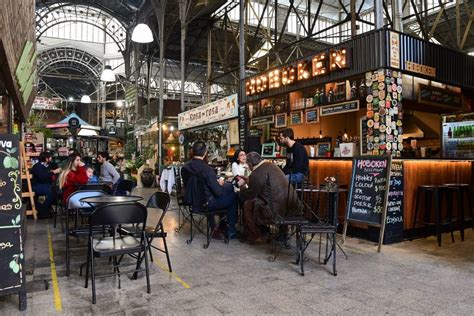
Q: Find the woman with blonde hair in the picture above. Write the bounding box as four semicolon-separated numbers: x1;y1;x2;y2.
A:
59;153;88;203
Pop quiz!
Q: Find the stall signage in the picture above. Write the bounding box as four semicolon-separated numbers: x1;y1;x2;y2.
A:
320;100;359;116
0;135;26;293
250;115;274;126
343;156;391;252
418;84;462;108
389;31;400;69
178;94;238;130
14;41;37;104
238;104;247;149
384;160;404;244
32;97;62;110
405;61;436;77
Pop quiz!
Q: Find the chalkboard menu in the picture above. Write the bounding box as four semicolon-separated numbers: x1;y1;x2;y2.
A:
360;116;368;155
345;156;391;225
418;84;462;108
0;135;26;310
384;160;404;244
238;104;247;149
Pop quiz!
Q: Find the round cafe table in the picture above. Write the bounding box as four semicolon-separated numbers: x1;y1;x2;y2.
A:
80;195;143;206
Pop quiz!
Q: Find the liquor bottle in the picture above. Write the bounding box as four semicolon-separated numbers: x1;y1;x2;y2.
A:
358;79;366;98
447;127;452;138
313;89;320;106
319;90;327;104
453;126;458;138
351;81;357;99
328;88;334;103
270;99;276;114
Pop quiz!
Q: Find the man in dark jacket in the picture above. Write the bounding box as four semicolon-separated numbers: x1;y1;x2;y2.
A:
239;152;301;242
279;128;309;185
181;141;239;239
31;151;61;218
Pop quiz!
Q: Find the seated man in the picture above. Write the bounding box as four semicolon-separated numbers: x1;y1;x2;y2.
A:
31;151;61;218
239;152;301;243
181;141;239;239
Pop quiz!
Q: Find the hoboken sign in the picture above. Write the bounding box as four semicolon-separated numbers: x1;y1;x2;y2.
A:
178;94;238;130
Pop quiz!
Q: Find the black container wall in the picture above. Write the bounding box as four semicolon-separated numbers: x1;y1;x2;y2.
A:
396;31;474;88
241;28;474;105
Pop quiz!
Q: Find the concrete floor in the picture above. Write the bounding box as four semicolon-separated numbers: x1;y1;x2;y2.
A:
1;187;473;315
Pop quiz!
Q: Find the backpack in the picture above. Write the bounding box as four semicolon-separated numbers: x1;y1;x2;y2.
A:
183;166;208;212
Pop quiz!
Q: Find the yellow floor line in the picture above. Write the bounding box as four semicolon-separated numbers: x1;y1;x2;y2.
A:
152;259;190;289
47;227;62;312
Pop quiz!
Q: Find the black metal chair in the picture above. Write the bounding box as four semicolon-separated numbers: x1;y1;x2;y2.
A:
84;203;150;304
79;183;113;195
266;173;309;262
119;191;172;272
65;189;109;276
114;179;134;196
173;166;191;232
296;177;339;276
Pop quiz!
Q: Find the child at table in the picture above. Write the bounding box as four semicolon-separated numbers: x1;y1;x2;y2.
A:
86;167;100;183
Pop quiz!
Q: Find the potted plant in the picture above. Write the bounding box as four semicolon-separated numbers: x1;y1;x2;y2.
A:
325;148;334;158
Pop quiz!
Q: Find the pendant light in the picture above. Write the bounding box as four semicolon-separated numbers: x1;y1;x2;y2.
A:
100;65;115;82
80;95;91;103
131;23;154;43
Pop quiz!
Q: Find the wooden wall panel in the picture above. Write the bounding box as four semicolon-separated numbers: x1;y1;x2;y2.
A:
0;0;36;119
309;159;473;231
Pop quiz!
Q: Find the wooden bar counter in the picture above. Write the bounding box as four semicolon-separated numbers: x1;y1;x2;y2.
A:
308;158;473;230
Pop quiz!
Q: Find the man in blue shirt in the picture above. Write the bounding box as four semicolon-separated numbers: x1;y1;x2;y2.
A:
31;151;61;218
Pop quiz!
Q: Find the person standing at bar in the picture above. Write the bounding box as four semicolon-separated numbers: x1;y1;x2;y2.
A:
278;128;309;185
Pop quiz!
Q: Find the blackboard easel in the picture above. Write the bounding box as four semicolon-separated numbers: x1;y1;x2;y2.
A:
342;156;392;252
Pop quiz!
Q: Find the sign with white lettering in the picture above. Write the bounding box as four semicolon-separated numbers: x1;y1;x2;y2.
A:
384;160;404;244
32;97;62;110
320;100;359;116
343;156;391;252
0;135;26;296
178;94;238;130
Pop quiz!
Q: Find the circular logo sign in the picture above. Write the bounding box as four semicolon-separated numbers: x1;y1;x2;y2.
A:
68;117;80;128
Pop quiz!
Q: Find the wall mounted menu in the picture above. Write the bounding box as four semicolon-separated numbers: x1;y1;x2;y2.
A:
0;135;26;310
238;104;247;149
384;160;404;244
343;156;391;252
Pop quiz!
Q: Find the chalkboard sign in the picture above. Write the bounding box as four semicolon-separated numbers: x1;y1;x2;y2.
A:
418;84;462;108
343;156;391;252
0;135;27;310
360;116;368;155
317;142;331;156
238;104;247;149
384;160;404;244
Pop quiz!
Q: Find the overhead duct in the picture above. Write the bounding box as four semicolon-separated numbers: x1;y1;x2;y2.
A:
392;0;404;32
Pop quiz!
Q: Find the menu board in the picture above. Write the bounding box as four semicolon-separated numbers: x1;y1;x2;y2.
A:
345;156;391;225
418;84;462;108
360;116;368;155
0;135;27;309
320;100;359;116
384;160;404;244
238;103;247;150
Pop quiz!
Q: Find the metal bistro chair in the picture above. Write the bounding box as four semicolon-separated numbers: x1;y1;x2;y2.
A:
120;191;172;272
184;172;229;249
173;166;191;232
65;189;109;277
296;177;339;276
114;179;134;196
84;203;150;304
266;173;309;262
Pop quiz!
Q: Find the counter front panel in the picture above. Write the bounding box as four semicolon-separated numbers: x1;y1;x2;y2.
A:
308;158;473;230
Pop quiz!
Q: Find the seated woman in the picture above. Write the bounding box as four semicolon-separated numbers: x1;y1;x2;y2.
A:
58;153;89;204
231;149;249;182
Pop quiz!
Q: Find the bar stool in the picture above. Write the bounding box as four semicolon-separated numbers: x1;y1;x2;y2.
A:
412;184;457;247
456;184;473;230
